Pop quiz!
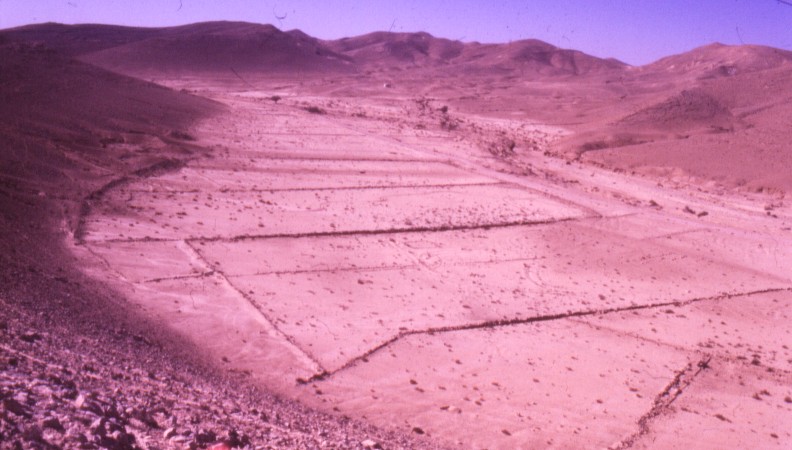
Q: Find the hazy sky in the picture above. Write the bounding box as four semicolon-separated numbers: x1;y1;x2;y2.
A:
1;0;790;65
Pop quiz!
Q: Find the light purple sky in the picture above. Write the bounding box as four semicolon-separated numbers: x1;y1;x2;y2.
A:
1;0;790;65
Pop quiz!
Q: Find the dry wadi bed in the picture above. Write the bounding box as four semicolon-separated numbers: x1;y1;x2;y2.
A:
70;84;792;449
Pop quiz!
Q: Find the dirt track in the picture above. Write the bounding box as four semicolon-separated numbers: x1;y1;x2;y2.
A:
73;89;792;449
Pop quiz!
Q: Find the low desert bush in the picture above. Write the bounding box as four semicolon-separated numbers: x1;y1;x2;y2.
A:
168;130;196;141
579;134;647;152
304;106;326;115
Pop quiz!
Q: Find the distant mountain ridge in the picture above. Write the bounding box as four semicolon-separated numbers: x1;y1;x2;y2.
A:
2;21;352;74
325;32;627;75
81;22;354;74
1;21;624;77
326;31;466;67
3;21;791;79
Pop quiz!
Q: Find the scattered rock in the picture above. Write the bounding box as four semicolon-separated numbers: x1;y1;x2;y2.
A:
714;413;731;423
362;438;382;448
19;331;42;343
195;428;217;444
208;443;232;450
41;416;64;432
3;397;32;418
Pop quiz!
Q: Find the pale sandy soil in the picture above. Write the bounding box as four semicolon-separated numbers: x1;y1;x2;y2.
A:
72;85;792;449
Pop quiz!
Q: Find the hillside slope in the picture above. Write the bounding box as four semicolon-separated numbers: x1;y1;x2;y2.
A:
554;43;792;192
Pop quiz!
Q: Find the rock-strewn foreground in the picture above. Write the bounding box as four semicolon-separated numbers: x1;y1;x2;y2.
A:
0;289;435;449
3;22;792;449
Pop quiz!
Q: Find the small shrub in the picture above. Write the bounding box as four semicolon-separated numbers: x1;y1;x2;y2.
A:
440;116;459;131
579;134;647;152
168;130;196;141
414;97;432;115
487;137;516;157
304;106;326;115
579;140;609;152
270;95;282;103
99;136;125;148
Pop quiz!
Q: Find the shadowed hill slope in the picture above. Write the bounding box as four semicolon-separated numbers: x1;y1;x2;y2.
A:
0;41;221;329
0;41;218;206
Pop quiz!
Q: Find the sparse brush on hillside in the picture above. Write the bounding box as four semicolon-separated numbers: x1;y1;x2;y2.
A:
414;96;432;115
304;105;326;114
168;130;196;141
438;105;459;131
412;97;459;130
578;134;650;154
487;136;517;157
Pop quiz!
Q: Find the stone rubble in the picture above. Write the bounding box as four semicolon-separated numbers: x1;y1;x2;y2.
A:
0;305;446;450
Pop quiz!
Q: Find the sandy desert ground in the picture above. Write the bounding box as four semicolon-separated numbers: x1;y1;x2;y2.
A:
2;22;792;449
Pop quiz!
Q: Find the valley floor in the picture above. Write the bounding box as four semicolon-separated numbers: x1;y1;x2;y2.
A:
73;86;792;449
